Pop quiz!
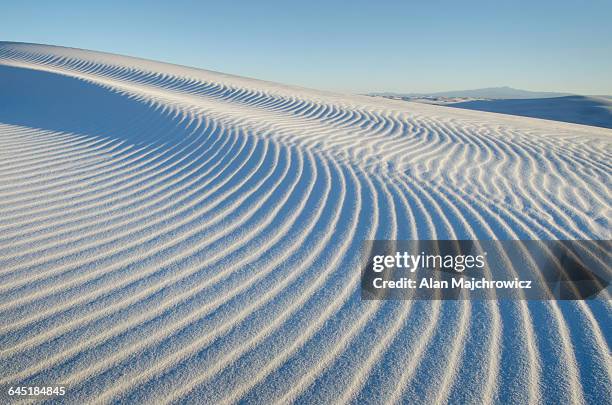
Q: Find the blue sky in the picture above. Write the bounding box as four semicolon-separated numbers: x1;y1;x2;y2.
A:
2;1;611;94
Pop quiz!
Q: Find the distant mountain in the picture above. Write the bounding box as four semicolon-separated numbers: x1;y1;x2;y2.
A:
371;86;573;99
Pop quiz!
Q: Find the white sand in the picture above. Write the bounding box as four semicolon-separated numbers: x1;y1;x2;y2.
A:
0;42;610;404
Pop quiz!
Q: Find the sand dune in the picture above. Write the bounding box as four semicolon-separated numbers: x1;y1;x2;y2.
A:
447;95;612;129
0;42;610;404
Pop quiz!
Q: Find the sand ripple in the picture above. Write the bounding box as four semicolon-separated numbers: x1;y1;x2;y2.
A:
0;42;610;404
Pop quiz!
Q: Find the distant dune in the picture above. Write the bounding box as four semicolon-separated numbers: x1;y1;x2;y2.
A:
372;87;612;129
0;43;610;404
446;95;612;129
371;86;573;99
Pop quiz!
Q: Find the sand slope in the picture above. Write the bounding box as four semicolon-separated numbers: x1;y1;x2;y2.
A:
0;42;610;404
447;95;612;129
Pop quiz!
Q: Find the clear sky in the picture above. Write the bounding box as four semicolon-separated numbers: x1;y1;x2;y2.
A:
2;0;611;94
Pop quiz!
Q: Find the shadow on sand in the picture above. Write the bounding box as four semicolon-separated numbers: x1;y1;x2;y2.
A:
449;95;612;129
0;65;176;145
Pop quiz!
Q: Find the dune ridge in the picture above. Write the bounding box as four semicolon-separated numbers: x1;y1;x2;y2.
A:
0;42;610;404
